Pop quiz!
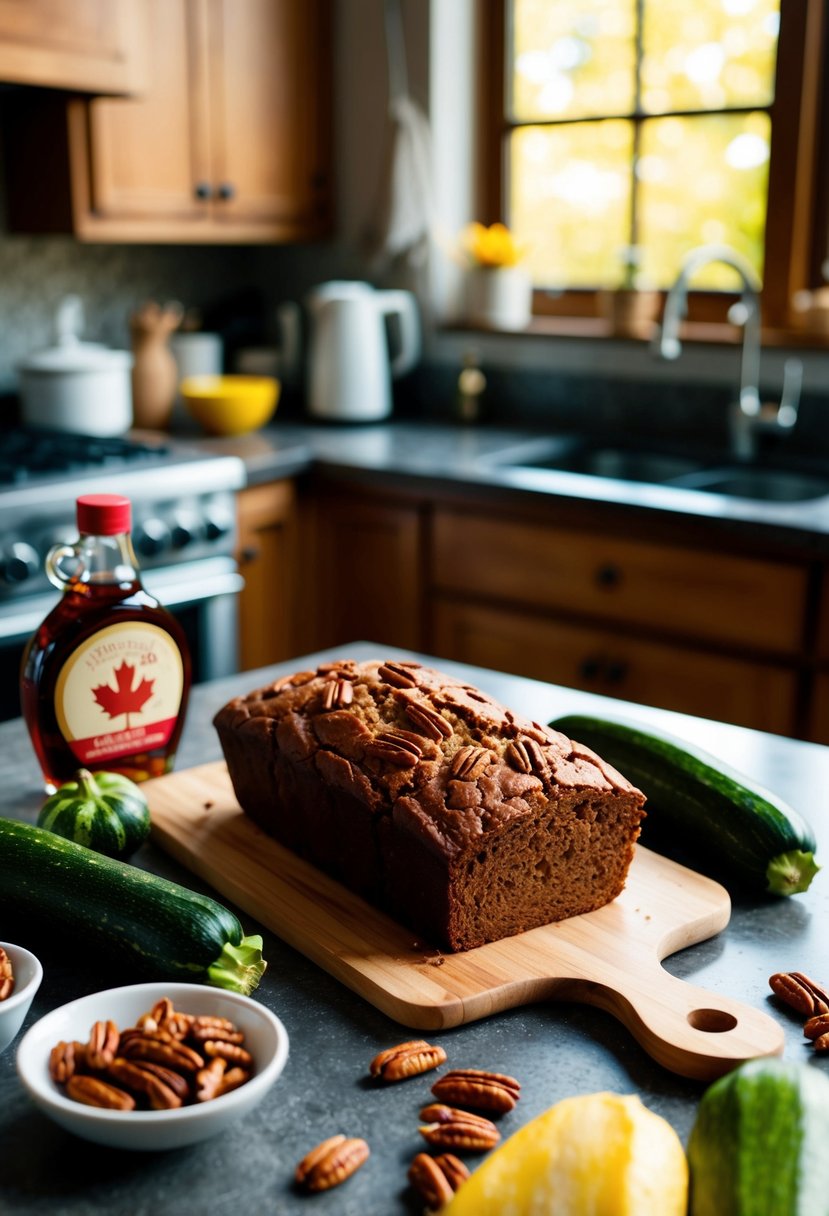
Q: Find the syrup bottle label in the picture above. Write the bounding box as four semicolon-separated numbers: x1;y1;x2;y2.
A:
54;621;184;766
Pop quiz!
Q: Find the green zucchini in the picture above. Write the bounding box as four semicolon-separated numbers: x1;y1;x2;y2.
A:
37;769;151;861
687;1058;829;1216
549;713;819;896
0;817;266;994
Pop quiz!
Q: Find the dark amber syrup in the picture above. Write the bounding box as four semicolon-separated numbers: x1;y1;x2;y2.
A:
21;578;191;791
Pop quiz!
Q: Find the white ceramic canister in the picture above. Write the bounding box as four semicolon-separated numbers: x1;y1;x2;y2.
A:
18;297;133;436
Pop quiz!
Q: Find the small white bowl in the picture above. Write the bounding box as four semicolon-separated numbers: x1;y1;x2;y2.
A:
16;981;288;1151
0;941;43;1054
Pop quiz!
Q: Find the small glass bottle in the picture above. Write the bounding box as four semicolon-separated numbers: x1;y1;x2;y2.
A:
21;493;191;792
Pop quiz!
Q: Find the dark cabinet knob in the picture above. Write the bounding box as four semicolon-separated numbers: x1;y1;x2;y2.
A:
194;181;212;200
216;182;236;201
595;564;621;589
579;656;601;681
605;660;628;685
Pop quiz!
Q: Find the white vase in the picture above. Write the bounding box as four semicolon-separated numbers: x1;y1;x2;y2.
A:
465;266;532;331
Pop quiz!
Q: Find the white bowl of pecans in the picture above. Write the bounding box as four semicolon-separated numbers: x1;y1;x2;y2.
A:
15;981;288;1150
0;942;43;1054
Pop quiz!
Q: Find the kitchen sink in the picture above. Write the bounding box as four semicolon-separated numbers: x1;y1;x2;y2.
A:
669;467;829;503
487;439;829;503
513;445;706;485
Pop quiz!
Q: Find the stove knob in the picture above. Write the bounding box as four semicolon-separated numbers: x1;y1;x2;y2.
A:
133;518;171;558
203;509;233;542
0;542;39;584
170;514;198;549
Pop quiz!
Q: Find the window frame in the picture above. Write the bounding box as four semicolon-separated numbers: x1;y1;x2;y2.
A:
480;0;829;344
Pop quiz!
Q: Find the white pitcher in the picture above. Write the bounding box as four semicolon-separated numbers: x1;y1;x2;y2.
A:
306;281;420;422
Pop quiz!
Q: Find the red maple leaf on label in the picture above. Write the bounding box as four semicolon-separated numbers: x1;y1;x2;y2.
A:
92;660;154;725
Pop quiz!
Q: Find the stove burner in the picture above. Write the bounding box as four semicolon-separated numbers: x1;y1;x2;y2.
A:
0;429;171;486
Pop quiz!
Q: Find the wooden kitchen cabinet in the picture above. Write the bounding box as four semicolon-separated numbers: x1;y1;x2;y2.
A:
429;505;812;736
432;509;809;653
3;0;332;242
307;489;426;653
236;481;299;672
0;0;147;93
432;599;800;736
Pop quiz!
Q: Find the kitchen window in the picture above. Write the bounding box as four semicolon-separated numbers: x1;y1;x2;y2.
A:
480;0;829;338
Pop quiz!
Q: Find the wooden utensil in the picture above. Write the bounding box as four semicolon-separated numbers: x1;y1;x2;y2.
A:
130;300;184;430
146;761;784;1080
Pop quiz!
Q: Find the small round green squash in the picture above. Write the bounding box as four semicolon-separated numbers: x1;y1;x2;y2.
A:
37;769;151;861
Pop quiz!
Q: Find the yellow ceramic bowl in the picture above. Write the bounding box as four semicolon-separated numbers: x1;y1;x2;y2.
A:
180;375;280;436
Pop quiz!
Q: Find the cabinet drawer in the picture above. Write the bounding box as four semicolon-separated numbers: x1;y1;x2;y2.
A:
432;599;799;736
432;510;808;653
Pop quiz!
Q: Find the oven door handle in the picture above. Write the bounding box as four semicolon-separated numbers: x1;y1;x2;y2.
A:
0;560;244;644
141;567;244;609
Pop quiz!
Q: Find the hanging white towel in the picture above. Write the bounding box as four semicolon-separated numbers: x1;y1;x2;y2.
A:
366;0;434;270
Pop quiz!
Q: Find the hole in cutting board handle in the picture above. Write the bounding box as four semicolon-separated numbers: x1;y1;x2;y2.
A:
687;1008;739;1033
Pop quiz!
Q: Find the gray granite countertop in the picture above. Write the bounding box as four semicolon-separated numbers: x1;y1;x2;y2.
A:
182;419;829;553
1;644;827;1214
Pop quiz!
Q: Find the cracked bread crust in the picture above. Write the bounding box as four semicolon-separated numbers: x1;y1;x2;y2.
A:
213;659;646;951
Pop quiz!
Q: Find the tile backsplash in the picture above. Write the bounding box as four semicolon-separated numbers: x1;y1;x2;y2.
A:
0;234;266;391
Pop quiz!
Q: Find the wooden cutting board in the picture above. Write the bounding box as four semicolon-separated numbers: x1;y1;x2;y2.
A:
145;761;784;1080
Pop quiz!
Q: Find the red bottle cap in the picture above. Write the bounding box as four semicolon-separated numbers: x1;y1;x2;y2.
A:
76;494;132;536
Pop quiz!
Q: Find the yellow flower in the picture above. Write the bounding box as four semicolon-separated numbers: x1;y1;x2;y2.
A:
461;221;528;268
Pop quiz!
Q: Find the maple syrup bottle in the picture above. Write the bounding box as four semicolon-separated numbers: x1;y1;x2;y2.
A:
21;493;191;792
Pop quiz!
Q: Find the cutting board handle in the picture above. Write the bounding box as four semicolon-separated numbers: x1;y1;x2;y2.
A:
553;964;784;1081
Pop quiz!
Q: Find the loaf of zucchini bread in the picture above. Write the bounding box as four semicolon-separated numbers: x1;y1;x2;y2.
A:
213;658;646;951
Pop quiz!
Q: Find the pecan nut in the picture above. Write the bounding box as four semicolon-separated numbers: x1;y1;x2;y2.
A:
106;1058;183;1109
189;1023;245;1046
434;1153;471;1191
804;1013;829;1041
129;1060;191;1102
120;1036;204;1072
365;734;423;767
769;971;829;1017
202;1040;253;1067
66;1074;136;1111
431;1068;521;1114
405;700;453;740
408;1152;470;1209
86;1019;120;1070
322;678;354;711
0;946;14;1001
218;1066;250;1095
149;997;175;1026
369;1039;447;1082
295;1135;370;1192
49;1040;86;1084
378;662;419;688
450;746;492;781
195;1057;227;1102
504;737;547;775
419;1104;500;1152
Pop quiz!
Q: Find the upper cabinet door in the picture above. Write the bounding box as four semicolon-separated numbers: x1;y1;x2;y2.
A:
1;0;333;242
78;0;211;226
206;0;332;237
0;0;148;93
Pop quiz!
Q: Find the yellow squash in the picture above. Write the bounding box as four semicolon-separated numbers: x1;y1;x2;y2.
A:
443;1091;687;1216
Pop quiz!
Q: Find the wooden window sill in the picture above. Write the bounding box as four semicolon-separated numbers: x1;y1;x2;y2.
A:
445;317;829;349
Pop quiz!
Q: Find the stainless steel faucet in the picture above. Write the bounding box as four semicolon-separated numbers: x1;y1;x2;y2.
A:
655;243;802;460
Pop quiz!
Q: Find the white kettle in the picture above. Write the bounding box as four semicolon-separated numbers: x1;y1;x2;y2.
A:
306;281;420;422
